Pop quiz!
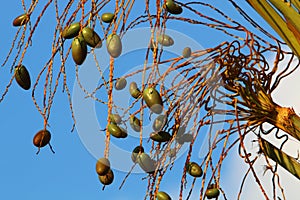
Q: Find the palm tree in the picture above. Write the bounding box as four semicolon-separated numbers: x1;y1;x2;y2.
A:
1;1;299;199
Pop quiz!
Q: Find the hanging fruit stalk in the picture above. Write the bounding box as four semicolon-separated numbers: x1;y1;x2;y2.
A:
228;79;300;141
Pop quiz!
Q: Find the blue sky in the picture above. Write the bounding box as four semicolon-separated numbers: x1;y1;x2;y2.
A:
0;1;299;200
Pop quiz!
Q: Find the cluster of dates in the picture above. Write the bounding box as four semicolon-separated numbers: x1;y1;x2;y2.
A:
62;12;122;65
12;0;221;198
102;78;220;199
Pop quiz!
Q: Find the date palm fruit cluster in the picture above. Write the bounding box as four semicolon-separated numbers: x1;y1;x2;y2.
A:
61;20;122;64
62;22;102;65
112;78;196;144
13;7;209;198
110;77;166;139
95;158;114;185
101;12;122;58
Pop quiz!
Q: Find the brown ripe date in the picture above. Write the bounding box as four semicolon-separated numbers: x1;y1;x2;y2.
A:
13;13;30;26
14;65;31;90
33;129;54;154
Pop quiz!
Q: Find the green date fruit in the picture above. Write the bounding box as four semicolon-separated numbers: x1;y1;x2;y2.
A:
81;27;102;48
176;133;193;144
152;115;167;131
114;77;127;90
101;13;115;23
96;157;110;176
131;146;144;163
164;0;183;15
150;131;171;142
62;22;81;39
107;123;127;138
187;162;203;177
205;185;220;199
182;47;191;58
129;82;141;99
143;87;163;114
107;33;122;58
109;113;122;124
98;169;114;185
130;115;141;132
157;191;172;200
136;153;156;173
14;65;31;90
72;36;87;65
157;34;174;47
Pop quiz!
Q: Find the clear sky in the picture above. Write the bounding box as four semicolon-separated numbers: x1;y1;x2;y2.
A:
0;1;299;200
